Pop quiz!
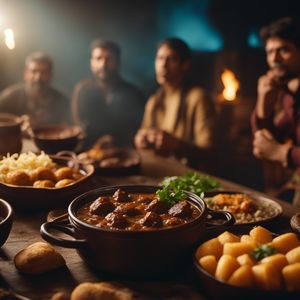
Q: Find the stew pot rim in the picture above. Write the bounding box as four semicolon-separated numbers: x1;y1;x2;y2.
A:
68;184;207;234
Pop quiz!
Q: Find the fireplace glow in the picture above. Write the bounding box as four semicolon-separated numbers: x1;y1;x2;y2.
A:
4;28;15;50
221;68;239;101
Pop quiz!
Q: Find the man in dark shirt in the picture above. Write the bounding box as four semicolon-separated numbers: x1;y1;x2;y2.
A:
0;51;70;127
72;39;144;148
252;17;300;168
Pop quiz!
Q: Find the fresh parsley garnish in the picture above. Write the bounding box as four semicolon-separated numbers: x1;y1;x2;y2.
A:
251;244;277;260
157;172;220;205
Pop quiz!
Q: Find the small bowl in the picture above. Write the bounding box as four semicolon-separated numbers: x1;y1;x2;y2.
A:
0;198;13;247
32;125;82;154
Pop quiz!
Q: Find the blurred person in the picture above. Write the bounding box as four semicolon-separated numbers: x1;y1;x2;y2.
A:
134;37;216;170
72;39;145;148
251;17;300;202
0;51;70;127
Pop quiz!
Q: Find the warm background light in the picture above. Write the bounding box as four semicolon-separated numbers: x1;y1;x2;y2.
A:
221;68;239;101
4;28;15;50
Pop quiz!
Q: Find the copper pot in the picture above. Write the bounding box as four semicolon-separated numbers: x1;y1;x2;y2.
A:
0;113;22;157
41;185;234;276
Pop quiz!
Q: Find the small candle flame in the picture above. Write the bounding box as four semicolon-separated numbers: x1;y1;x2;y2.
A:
4;28;15;50
221;68;239;101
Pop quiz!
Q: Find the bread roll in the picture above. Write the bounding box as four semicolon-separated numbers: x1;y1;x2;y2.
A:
14;242;65;274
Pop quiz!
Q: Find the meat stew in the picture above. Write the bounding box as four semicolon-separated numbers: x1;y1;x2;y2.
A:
76;188;201;231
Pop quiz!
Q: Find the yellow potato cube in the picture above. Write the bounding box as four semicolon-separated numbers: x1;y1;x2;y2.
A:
237;253;255;266
228;265;255;288
249;226;273;244
218;231;240;245
286;246;300;264
223;242;256;257
252;263;282;290
240;235;255;244
282;263;300;291
198;255;217;275
260;253;288;271
215;254;240;282
195;238;223;260
272;233;300;254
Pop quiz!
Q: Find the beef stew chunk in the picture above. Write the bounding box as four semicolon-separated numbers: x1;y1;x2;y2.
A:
139;211;163;228
105;213;128;229
89;197;115;216
114;202;141;216
77;192;201;231
113;189;131;202
146;198;170;214
169;200;193;218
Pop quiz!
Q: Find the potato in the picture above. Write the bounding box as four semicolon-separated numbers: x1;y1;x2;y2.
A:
236;253;255;266
286;246;300;264
223;242;256;257
218;231;240;245
249;226;273;244
240;235;255;244
282;263;300;291
260;253;288;271
71;282;134;300
272;233;300;254
195;238;223;260
198;255;217;275
215;254;240;282
14;242;65;274
228;265;255;288
252;263;281;290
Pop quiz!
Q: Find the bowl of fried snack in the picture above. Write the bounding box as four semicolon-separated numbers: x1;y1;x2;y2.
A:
194;225;300;300
0;152;94;211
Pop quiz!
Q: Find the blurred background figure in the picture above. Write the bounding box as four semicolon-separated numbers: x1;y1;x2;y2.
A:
0;51;71;127
72;39;145;148
251;17;300;204
135;37;216;171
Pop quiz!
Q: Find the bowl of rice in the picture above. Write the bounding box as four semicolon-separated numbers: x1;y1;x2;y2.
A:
203;190;282;225
0;152;94;211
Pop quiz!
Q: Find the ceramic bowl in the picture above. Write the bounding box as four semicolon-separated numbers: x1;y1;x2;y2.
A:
0;198;13;247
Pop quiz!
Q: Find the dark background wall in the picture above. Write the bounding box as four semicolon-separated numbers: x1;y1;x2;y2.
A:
0;0;299;97
0;0;299;190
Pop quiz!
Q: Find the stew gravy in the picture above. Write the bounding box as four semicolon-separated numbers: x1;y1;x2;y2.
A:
76;189;201;231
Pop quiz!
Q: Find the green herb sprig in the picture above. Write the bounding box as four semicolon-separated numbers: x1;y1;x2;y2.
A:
157;172;220;204
251;244;277;260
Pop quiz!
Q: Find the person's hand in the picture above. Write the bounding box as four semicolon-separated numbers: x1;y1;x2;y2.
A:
134;128;156;149
256;71;284;118
253;129;291;166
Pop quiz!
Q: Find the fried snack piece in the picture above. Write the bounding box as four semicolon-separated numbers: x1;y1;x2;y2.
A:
71;282;134;300
55;178;75;188
55;167;74;181
14;242;65;274
6;169;32;186
33;179;55;188
31;167;56;182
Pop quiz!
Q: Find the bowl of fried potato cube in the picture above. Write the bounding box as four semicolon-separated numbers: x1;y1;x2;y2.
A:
0;152;94;211
194;226;300;300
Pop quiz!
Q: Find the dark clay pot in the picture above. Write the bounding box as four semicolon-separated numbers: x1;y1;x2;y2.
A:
41;185;234;276
0;113;22;157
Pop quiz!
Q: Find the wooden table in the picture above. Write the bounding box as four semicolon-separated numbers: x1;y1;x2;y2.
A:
1;149;299;300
